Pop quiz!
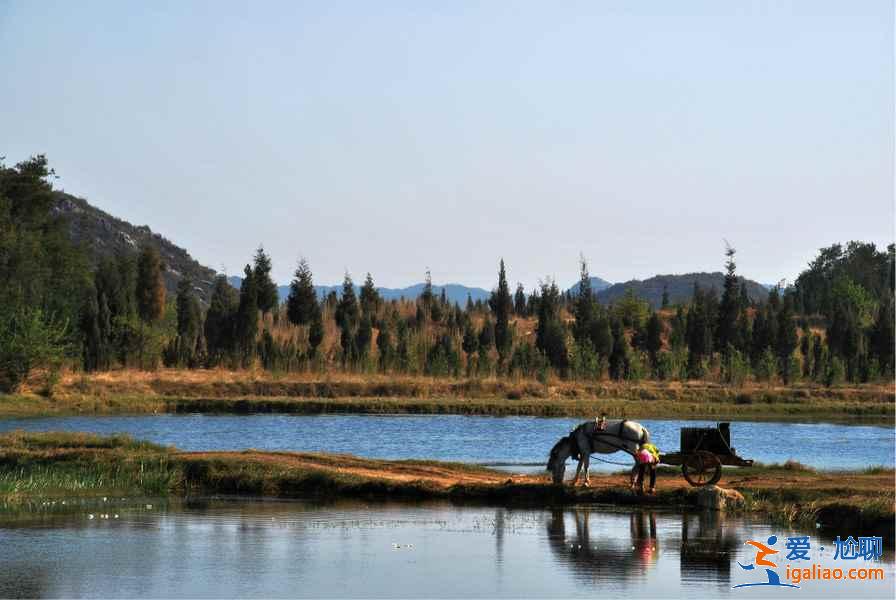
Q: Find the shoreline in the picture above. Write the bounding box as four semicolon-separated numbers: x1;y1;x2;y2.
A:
1;432;893;541
2;370;893;423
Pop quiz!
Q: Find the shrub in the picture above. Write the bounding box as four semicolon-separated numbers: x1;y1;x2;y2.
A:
0;307;70;393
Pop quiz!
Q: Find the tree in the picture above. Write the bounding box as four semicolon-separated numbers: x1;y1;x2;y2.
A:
0;307;69;393
661;285;670;309
478;318;495;351
775;298;798;381
308;309;324;358
573;257;596;347
355;315;373;358
235;264;259;364
535;280;568;372
514;283;527;316
645;311;663;369
376;319;393;370
80;284;104;372
253;246;279;316
420;269;434;316
0;155;90;326
286;258;318;326
136;246;165;324
608;318;629;380
870;292;895;375
205;275;239;363
490;259;513;363
335;273;360;363
716;244;741;353
462;320;479;356
174;278;202;366
359;272;380;318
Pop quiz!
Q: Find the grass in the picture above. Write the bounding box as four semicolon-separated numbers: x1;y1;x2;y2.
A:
1;368;892;422
0;431;177;501
0;431;892;541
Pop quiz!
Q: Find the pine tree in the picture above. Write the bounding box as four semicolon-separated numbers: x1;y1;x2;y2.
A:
286;259;318;326
870;292;895;375
462;320;479;356
490;259;513;363
716;244;741;353
235;264;259;364
420;269;434;316
645;311;663;369
80;284;102;372
776;298;798;381
253;246;279;316
534;280;568;372
359;273;380;318
355;315;373;358
573;257;596;347
376;319;393;370
136;246;165;324
335;273;360;363
205;275;240;363
175;278;202;366
308;308;324;358
661;285;670;309
608;318;629;380
514;283;527;316
478;318;495;351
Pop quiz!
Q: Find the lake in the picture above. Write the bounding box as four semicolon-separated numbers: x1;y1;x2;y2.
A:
0;498;892;598
0;414;892;471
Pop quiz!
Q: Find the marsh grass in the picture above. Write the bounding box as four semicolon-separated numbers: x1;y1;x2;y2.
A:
2;369;891;422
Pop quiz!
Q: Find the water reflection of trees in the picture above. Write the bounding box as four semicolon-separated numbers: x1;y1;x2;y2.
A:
545;508;740;587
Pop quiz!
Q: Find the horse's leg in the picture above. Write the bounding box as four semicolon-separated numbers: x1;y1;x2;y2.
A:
572;459;583;486
581;453;591;487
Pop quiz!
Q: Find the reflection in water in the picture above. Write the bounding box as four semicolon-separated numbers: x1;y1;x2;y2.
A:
679;511;740;584
546;508;662;582
0;499;893;598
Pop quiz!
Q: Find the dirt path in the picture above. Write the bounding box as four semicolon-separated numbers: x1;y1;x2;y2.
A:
178;450;895;496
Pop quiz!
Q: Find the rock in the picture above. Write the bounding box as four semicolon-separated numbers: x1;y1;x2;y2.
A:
695;485;745;511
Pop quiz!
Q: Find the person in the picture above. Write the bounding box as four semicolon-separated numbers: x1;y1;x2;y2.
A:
631;442;660;495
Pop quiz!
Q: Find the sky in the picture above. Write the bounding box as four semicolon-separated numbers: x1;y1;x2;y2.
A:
1;0;893;290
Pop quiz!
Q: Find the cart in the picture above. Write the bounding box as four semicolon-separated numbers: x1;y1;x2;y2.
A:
659;422;754;487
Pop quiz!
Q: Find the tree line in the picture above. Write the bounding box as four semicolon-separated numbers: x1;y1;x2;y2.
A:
1;155;893;392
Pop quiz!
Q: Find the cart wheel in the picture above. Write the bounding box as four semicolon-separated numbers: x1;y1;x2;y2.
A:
682;451;722;487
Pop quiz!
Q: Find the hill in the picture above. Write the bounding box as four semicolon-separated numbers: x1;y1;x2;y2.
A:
565;276;614;295
594;273;769;308
52;192;218;302
228;277;491;305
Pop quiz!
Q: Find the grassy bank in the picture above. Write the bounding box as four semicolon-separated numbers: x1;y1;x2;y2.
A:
2;369;893;422
1;432;893;540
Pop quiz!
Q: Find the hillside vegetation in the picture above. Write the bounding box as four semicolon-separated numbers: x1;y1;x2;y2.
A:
1;156;893;403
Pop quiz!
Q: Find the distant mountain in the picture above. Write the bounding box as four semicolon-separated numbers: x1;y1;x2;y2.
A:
53;192;218;302
566;276;614;295
227;277;491;305
593;272;769;309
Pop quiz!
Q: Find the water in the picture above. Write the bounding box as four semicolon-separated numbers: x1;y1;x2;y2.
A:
0;498;892;598
0;415;892;471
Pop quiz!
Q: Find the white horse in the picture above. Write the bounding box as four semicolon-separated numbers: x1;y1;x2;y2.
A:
546;419;650;486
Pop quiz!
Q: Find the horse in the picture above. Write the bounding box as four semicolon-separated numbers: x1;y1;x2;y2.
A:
546;419;651;486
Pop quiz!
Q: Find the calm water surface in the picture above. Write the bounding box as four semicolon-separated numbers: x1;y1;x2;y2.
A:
0;414;892;471
0;498;892;598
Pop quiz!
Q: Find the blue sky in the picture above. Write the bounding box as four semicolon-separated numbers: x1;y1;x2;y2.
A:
1;1;892;289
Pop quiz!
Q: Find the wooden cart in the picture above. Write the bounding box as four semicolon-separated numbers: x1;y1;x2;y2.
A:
659;422;754;487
